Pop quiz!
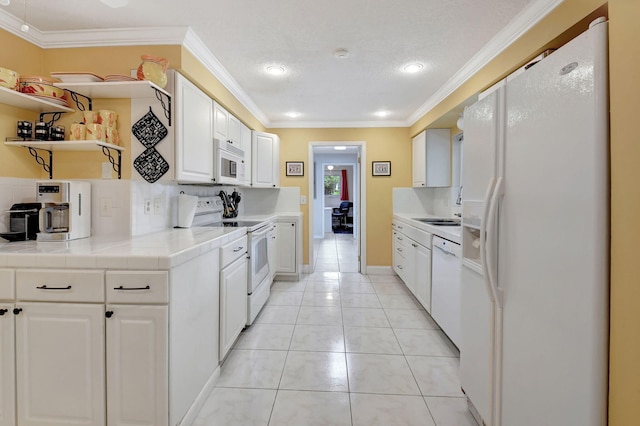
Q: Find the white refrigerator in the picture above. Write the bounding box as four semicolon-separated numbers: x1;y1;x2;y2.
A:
459;17;609;426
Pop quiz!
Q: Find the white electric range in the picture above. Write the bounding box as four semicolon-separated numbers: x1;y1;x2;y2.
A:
192;197;272;324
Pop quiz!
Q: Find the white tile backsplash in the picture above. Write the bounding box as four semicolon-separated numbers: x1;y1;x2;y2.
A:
393;186;460;218
0;176;299;239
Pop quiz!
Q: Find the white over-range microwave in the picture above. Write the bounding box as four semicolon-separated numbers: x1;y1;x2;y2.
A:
213;138;245;185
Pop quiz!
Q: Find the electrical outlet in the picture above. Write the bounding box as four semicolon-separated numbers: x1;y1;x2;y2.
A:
100;198;112;217
144;199;152;215
154;198;162;215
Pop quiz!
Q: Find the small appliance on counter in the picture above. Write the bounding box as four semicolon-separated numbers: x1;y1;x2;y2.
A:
37;181;91;241
0;203;41;242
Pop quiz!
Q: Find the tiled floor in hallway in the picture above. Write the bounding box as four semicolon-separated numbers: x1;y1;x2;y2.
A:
193;233;477;425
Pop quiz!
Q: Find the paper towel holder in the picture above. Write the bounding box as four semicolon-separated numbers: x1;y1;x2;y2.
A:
176;191;198;228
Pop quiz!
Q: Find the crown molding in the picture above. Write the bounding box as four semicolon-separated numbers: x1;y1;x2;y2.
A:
0;8;43;46
407;0;564;126
38;27;189;49
182;28;270;127
268;120;410;129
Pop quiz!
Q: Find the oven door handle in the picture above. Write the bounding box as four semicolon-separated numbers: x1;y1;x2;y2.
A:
250;226;270;239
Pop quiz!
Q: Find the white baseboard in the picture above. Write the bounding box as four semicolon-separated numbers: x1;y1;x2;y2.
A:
365;266;395;275
179;365;220;425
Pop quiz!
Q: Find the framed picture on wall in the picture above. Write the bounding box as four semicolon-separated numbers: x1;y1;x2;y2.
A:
372;161;391;176
286;161;304;176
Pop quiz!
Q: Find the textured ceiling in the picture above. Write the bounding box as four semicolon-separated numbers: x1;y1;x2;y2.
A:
0;0;534;126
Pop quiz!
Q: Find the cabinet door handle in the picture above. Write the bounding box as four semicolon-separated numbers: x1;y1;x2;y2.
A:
0;309;7;316
114;285;151;291
13;308;22;315
233;246;244;252
412;243;418;247
398;237;403;241
105;311;114;318
397;265;403;270
36;285;72;290
397;248;403;253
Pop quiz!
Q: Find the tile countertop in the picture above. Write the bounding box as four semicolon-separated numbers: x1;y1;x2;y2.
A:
0;226;247;270
393;214;462;245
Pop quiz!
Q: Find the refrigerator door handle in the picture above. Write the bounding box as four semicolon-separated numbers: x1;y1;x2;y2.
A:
480;177;497;304
486;176;505;308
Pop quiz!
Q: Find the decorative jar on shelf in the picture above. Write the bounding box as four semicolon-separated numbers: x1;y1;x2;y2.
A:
137;55;168;88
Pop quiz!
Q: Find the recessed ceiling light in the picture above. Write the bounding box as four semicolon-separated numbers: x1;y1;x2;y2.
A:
0;0;11;6
334;48;350;59
374;111;389;117
266;65;286;76
327;165;334;170
403;63;424;73
285;112;301;118
334;146;347;151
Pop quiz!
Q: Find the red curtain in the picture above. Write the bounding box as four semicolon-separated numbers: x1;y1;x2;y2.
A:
340;169;349;200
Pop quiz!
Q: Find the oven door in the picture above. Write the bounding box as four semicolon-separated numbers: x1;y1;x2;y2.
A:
248;226;270;293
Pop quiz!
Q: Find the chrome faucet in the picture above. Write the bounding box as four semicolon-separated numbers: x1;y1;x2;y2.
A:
456;186;463;206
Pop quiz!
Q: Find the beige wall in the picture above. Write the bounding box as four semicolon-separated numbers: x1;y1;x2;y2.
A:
608;0;640;423
0;29;47;179
269;127;412;266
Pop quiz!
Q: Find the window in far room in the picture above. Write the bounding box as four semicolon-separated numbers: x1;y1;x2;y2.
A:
324;174;340;196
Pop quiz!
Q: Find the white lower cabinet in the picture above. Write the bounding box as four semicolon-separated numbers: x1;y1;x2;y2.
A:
412;242;432;313
106;304;168;426
0;303;15;426
391;221;433;313
276;221;296;274
267;223;277;282
392;230;410;291
219;254;248;360
15;302;105;426
105;270;169;426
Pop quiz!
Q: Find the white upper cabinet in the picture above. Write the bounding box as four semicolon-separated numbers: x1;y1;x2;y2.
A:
174;72;214;183
213;102;229;144
227;114;242;145
412;129;451;188
252;131;280;188
240;123;252;187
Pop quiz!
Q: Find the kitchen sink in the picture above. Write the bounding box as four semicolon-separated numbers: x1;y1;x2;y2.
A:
412;218;461;226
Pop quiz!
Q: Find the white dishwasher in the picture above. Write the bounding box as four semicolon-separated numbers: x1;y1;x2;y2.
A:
431;236;462;348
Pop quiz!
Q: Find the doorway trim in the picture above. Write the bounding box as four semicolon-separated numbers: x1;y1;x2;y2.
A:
308;141;366;274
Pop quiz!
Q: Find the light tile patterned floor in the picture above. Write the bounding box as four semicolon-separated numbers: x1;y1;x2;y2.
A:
193;234;477;426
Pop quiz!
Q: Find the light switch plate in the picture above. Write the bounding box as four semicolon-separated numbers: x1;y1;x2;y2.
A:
300;195;307;205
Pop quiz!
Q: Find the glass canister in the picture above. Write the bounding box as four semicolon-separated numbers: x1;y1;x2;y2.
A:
137;55;168;88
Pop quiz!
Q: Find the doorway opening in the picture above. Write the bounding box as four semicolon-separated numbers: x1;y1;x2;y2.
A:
308;142;366;274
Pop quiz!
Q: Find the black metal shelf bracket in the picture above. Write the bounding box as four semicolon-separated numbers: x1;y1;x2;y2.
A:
27;147;53;179
101;145;122;179
153;88;172;126
65;90;93;111
38;112;63;126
